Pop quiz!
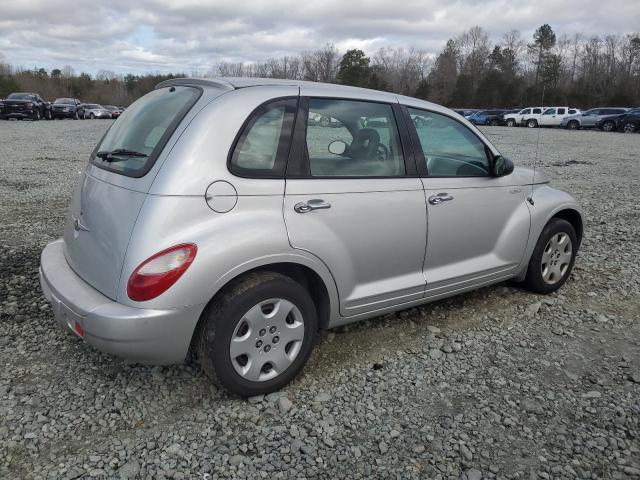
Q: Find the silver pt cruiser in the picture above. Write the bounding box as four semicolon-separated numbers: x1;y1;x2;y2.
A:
40;78;583;396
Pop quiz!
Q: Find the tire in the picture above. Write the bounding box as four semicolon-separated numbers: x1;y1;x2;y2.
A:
90;113;95;119
73;110;79;120
506;119;516;127
622;122;637;133
526;119;538;128
196;272;318;396
601;120;615;132
523;218;577;294
33;110;41;121
489;119;499;126
320;115;330;127
567;120;579;130
44;110;51;120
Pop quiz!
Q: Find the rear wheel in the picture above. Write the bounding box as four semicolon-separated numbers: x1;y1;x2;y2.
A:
32;110;41;121
73;110;79;120
526;119;538;128
90;113;95;119
196;272;318;396
622;122;637;133
523;218;577;294
567;120;579;130
601;120;616;132
506;119;516;127
489;119;500;126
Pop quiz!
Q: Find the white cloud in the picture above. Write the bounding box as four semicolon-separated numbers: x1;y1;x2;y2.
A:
0;0;637;74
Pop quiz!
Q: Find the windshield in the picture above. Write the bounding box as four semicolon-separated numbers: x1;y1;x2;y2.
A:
90;85;200;177
7;93;35;100
54;98;75;104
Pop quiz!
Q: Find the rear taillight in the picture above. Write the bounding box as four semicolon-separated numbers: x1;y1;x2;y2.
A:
127;244;197;301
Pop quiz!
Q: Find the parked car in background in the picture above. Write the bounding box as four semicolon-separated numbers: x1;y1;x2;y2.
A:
503;107;543;127
561;107;629;130
81;104;114;119
0;92;51;120
595;108;640;133
51;98;85;120
521;107;580;128
104;105;123;118
453;109;478;117
39;77;583;396
465;109;509;126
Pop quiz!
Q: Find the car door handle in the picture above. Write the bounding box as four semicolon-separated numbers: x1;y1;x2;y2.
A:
428;193;454;205
294;199;331;213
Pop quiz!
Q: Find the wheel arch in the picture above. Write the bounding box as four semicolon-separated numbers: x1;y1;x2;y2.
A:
190;255;340;353
516;186;584;281
551;208;583;247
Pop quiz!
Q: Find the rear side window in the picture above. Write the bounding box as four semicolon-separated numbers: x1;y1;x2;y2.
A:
568;109;577;114
557;108;566;115
532;108;542;114
305;99;405;177
229;98;297;177
408;108;490;177
520;109;531;115
91;86;201;178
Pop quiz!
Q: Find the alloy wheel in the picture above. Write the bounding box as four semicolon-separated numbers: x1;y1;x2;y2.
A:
602;121;615;132
229;298;305;382
623;122;636;133
541;233;573;285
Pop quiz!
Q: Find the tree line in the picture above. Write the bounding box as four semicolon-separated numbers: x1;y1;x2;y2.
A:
1;24;639;108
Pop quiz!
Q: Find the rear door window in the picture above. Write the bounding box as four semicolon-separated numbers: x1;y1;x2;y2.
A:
305;99;405;177
532;108;542;114
90;86;201;178
557;108;566;115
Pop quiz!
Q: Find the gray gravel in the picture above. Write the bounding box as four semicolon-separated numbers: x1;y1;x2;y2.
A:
1;120;639;479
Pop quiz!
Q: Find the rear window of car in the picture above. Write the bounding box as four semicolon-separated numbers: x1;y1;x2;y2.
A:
90;86;201;178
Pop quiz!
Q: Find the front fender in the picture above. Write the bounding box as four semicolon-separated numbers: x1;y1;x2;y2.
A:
515;184;583;280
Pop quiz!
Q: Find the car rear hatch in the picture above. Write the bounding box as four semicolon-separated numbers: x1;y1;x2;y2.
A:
62;83;228;300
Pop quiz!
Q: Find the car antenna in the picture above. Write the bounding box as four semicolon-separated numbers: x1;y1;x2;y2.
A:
530;85;546;206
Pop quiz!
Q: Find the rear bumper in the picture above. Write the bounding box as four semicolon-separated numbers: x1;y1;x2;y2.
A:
39;240;203;364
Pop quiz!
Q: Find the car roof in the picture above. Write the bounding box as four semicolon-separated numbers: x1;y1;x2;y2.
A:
156;76;452;114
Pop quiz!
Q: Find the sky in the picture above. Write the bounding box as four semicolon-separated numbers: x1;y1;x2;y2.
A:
0;0;639;76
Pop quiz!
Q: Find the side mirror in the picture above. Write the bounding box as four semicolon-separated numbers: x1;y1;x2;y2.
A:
493;155;514;177
328;140;347;155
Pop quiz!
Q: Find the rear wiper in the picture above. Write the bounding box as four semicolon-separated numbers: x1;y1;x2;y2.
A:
96;149;148;162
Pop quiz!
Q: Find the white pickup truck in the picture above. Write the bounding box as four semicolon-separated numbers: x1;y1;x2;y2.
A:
504;107;544;127
521;107;581;128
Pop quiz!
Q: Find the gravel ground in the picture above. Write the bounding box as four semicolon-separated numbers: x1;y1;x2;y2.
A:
1;119;639;479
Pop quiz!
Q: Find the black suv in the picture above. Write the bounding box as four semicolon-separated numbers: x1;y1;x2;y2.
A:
596;108;640;133
0;93;51;120
51;98;85;120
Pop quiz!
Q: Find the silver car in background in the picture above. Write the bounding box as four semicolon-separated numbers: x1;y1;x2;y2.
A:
40;78;583;396
561;107;629;129
81;103;113;119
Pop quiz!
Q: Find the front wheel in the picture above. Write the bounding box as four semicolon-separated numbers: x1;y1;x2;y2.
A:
196;272;318;396
526;119;538;128
32;110;41;121
90;113;95;119
523;218;577;294
567;120;579;130
623;122;637;133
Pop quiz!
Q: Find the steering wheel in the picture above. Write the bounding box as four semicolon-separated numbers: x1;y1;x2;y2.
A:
375;143;389;161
